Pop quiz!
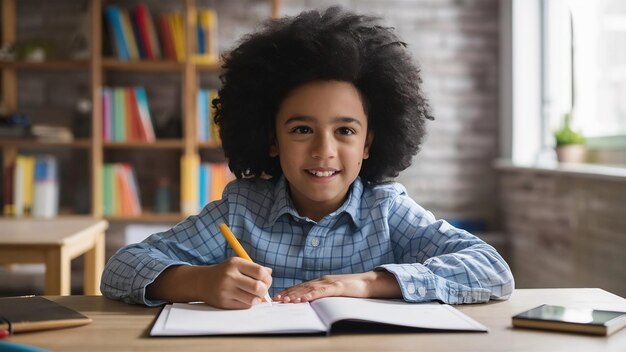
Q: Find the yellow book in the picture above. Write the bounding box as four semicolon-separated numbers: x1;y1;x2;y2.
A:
199;9;218;63
21;155;36;211
180;154;199;215
169;13;185;62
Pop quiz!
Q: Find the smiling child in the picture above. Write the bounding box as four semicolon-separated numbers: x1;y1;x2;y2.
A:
101;6;514;308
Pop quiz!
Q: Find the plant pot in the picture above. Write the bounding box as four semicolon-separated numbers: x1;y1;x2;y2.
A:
556;144;586;163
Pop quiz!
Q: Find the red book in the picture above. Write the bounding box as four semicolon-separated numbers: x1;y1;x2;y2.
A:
159;15;176;60
134;4;155;60
128;88;147;141
124;88;138;140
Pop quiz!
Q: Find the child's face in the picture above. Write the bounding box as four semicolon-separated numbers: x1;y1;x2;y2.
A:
270;80;373;220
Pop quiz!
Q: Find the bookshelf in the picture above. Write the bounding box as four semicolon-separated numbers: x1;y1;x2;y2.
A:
0;0;281;222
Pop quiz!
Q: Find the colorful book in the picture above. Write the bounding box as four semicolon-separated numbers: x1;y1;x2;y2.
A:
134;87;156;141
196;9;218;63
120;9;140;60
180;154;200;215
159;15;176;60
102;88;112;141
102;163;142;216
134;4;152;59
32;156;59;218
169;13;185;62
104;5;130;60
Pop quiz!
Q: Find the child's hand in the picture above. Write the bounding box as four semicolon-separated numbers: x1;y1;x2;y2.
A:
198;257;273;309
147;258;272;309
273;271;401;303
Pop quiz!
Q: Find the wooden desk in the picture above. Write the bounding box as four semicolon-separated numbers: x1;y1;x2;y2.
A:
0;217;108;295
4;289;626;351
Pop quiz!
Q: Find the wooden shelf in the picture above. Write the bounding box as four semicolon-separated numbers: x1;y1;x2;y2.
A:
103;140;185;149
1;0;281;220
196;61;222;72
0;60;90;70
0;139;91;148
105;211;184;223
101;58;184;72
197;141;222;149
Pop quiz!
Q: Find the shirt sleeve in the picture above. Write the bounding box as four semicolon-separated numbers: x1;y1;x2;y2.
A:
377;194;515;304
100;198;230;306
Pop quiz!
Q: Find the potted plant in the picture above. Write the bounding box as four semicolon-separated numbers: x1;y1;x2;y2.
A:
555;112;585;162
554;10;585;163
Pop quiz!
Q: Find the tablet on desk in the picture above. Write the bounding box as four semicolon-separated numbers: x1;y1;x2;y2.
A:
512;304;626;336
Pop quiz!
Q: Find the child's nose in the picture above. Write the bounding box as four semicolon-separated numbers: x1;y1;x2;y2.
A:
311;133;336;159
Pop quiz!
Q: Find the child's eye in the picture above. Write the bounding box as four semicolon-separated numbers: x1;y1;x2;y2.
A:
337;127;356;135
290;126;312;134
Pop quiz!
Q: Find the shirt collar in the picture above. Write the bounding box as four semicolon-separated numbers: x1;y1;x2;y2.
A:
267;175;364;227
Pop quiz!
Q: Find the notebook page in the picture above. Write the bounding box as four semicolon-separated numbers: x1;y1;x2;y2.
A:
311;297;488;332
160;302;327;335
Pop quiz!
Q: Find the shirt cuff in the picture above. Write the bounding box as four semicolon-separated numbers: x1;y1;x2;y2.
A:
376;264;491;304
376;263;438;302
132;260;189;307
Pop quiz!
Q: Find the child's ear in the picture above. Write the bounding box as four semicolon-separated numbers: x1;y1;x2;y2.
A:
363;131;374;159
269;139;278;157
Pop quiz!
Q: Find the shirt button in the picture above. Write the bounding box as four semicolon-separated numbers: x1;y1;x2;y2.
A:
311;238;320;247
418;287;426;297
407;284;416;294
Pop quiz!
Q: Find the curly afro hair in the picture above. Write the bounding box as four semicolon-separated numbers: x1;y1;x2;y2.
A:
215;6;433;184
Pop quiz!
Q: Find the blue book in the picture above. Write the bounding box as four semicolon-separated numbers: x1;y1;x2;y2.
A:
199;164;207;209
196;90;206;141
104;6;130;60
197;25;205;54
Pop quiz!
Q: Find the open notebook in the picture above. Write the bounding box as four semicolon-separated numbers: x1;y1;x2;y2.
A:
150;297;488;336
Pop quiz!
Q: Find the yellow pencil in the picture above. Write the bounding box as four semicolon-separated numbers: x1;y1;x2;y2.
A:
218;223;273;305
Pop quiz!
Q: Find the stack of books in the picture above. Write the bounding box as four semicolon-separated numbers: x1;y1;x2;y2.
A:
104;4;218;63
2;155;59;218
180;154;232;215
102;163;142;216
101;86;156;142
104;4;162;61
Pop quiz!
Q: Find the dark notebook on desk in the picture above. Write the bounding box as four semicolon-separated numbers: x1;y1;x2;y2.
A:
0;296;91;333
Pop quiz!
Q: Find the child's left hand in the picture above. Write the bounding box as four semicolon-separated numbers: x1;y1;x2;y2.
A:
273;271;401;303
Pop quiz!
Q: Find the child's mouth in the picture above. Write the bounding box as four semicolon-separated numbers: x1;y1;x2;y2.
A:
306;170;339;177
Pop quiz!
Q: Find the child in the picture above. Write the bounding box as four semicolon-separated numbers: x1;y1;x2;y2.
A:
101;6;514;308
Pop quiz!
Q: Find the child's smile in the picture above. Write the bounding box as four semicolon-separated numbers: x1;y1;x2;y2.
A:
271;80;373;221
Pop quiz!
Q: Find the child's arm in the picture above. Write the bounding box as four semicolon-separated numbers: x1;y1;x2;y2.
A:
146;257;272;309
101;197;270;308
275;194;514;304
273;270;401;303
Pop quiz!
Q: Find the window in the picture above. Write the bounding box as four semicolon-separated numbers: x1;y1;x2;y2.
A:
543;0;626;143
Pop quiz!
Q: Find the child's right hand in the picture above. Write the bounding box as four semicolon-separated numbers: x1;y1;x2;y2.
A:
195;257;272;309
146;257;272;309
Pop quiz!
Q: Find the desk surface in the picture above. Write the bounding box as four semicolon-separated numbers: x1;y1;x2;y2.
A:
6;289;626;352
0;217;108;245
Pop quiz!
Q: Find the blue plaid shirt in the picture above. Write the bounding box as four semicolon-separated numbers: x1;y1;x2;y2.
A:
101;176;514;306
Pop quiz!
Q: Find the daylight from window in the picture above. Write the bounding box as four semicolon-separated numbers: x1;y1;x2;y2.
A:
545;0;626;139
